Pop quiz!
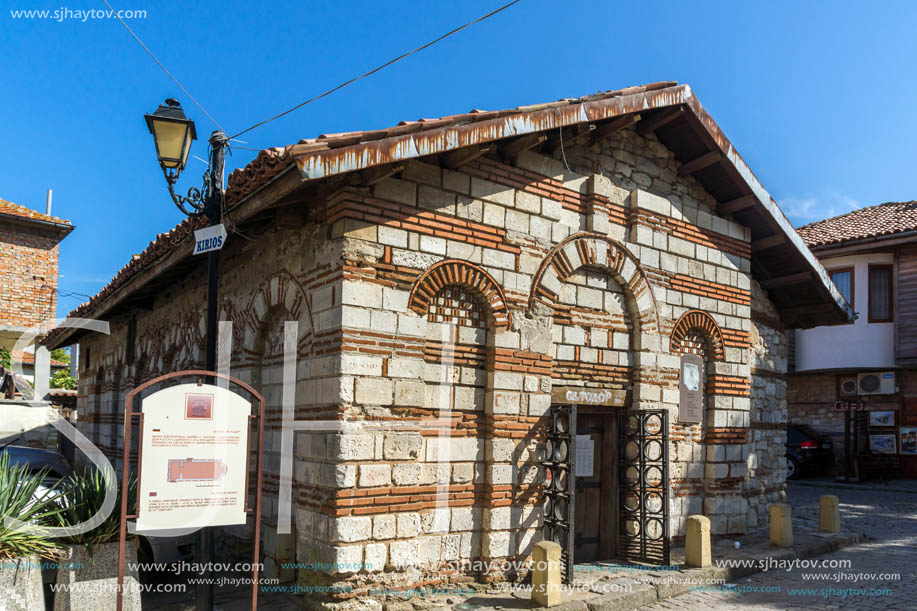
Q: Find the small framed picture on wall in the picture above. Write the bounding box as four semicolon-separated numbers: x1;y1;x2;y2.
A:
869;411;896;427
870;434;897;455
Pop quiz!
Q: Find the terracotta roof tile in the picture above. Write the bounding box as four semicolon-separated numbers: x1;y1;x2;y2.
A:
796;201;917;248
0;198;71;226
14;352;68;367
59;82;678;326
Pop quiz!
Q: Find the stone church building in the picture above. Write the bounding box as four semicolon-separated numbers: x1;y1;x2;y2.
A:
47;82;852;601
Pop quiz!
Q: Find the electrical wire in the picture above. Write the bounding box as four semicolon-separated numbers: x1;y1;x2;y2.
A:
228;0;523;140
101;0;224;132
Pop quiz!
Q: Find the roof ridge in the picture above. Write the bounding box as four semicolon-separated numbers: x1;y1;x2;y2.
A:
0;197;72;225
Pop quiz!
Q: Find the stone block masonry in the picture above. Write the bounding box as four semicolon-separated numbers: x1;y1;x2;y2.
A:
74;124;789;605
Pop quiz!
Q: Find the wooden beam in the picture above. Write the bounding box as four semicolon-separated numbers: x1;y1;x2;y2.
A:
360;164;404;186
547;124;595;154
589;114;641;144
499;134;547;160
760;271;813;289
677;150;722;176
751;234;787;251
442;144;491;170
636;107;684;135
718;194;758;215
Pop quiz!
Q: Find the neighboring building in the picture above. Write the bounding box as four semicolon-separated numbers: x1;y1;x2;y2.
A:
790;201;917;478
0;194;72;446
46;82;851;600
0;196;73;349
15;350;68;385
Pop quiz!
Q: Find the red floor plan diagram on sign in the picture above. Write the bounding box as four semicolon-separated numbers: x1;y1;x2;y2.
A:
167;458;228;482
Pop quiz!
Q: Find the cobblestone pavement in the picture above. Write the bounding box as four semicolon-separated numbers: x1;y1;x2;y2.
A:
646;482;917;610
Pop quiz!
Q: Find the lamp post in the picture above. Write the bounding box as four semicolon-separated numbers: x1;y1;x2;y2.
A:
145;98;227;610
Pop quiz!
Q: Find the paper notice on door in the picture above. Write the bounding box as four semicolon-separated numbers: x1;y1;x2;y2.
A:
575;435;594;477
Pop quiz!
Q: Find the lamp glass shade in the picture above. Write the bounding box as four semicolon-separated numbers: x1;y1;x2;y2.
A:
151;119;193;168
145;100;197;172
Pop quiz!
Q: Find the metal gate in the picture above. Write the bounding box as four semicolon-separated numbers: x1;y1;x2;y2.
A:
543;405;576;582
618;409;669;565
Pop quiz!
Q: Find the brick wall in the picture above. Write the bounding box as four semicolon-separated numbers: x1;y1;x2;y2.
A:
0;222;60;328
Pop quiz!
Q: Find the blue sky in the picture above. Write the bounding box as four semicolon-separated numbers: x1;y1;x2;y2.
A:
2;0;916;316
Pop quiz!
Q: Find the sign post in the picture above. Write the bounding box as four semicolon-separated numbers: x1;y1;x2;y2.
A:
116;370;264;611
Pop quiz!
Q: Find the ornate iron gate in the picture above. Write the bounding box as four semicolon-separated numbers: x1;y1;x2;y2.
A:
543;405;576;582
618;409;669;565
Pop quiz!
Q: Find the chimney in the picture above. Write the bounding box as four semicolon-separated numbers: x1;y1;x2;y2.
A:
45;189;53;216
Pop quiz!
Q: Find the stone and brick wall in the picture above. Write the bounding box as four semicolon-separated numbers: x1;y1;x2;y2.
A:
74;124;793;603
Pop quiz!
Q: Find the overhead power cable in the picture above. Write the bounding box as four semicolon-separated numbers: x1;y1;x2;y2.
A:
229;0;523;140
101;0;225;132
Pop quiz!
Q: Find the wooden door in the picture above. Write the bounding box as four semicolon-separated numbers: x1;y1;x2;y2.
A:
573;412;616;563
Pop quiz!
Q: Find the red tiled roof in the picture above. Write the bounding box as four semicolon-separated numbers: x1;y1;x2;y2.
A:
14;352;68;367
796;201;917;248
46;79;854;339
0;198;71;226
223;81;678;201
62;82;678;322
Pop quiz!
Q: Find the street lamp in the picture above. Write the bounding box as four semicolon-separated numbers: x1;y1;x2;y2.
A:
144;98;196;173
145;98;228;220
145;98;228;611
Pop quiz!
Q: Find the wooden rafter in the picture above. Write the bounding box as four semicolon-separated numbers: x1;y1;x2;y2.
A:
677;150;722;176
589;114;641;145
547;124;595;154
442;145;491;170
499;133;547;160
719;194;757;215
636;107;684;135
751;234;786;251
359;164;404;186
760;271;812;289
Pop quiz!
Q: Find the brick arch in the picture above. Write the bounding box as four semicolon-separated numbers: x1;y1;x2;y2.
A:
528;233;660;332
670;309;725;361
408;260;510;330
240;270;314;355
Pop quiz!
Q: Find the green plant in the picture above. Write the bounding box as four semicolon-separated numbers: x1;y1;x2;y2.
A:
55;468;136;555
0;453;64;560
50;348;70;365
50;369;77;390
0;348;10;370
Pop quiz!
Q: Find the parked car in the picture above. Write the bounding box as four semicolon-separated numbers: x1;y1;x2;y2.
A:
0;444;74;499
785;424;834;479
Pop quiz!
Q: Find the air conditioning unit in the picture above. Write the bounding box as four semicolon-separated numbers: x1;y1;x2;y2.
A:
839;376;859;397
857;371;896;395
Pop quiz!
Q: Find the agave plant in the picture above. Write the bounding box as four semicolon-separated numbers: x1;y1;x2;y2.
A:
55;468;136;556
0;452;64;560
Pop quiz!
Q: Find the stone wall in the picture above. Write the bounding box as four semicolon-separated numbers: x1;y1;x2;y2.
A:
73;124;794;604
744;280;789;531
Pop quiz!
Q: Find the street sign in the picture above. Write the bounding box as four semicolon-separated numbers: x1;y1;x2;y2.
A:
834;400;864;411
192;224;227;255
